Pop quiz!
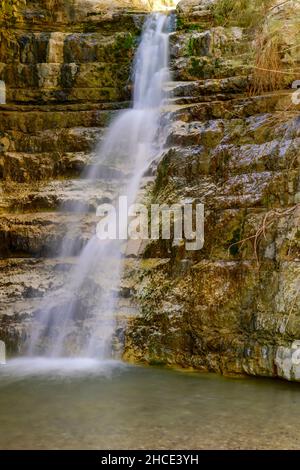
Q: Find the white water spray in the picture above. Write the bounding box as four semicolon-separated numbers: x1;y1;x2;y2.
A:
27;13;171;359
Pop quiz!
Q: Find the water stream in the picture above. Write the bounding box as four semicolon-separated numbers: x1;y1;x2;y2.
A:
1;360;300;450
27;13;171;358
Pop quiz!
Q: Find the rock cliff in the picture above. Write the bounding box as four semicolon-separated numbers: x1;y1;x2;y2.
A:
1;0;300;381
0;0;147;352
124;0;300;381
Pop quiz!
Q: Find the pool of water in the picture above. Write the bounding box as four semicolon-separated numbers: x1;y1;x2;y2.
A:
0;358;299;449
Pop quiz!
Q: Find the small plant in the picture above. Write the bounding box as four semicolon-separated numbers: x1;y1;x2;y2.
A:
123;33;136;50
187;37;196;56
175;17;184;31
0;0;26;23
115;33;137;53
187;24;204;33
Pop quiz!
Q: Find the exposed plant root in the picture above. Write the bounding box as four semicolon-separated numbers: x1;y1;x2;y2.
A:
228;204;299;266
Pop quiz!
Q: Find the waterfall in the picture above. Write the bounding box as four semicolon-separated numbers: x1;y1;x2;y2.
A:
27;13;171;359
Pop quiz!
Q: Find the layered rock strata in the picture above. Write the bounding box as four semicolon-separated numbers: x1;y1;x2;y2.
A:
1;0;300;382
124;0;300;381
0;0;147;352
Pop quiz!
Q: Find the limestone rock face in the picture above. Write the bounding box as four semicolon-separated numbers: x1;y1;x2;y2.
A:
124;0;300;381
1;0;300;382
0;0;146;352
177;0;217;15
176;0;217;26
0;0;142;184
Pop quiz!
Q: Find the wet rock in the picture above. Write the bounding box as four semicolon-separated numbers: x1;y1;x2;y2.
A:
124;0;300;381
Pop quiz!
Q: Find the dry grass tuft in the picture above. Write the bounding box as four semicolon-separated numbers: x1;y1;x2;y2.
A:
228;204;299;267
251;1;300;93
252;33;286;92
212;0;274;28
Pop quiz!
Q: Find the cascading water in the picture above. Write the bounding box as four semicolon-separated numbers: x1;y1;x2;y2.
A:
27;13;172;359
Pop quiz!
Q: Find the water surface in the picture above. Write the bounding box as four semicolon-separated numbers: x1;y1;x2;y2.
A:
0;358;299;450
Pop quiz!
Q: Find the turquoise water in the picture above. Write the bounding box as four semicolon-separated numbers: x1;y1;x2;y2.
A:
0;358;299;450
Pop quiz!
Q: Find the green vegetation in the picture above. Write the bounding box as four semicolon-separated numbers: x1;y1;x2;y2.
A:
115;33;137;52
186;24;205;33
176;16;184;30
187;36;197;56
0;0;26;23
189;57;202;77
122;33;137;50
